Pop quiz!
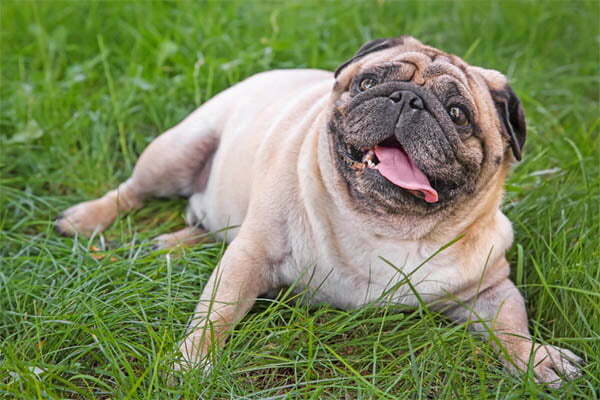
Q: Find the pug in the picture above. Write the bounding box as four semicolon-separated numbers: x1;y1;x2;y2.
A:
56;36;583;387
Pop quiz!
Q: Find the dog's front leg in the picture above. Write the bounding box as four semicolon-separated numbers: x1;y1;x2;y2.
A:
176;233;277;370
445;278;584;388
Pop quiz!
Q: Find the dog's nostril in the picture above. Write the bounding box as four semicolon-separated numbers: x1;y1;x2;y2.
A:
409;96;424;110
389;91;403;103
390;90;424;110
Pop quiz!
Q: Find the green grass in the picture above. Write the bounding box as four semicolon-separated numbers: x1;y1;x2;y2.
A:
1;0;599;398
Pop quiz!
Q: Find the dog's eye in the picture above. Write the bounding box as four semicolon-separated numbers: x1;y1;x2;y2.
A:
448;106;469;126
359;77;377;91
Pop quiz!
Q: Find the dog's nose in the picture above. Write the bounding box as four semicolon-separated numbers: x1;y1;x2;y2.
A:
389;90;424;110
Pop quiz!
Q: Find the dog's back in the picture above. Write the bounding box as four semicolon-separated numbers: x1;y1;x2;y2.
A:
185;69;333;236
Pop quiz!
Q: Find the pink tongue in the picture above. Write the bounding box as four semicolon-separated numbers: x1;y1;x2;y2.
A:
374;145;439;203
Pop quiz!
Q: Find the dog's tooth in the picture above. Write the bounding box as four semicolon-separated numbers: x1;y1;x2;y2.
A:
362;150;372;162
363;150;378;168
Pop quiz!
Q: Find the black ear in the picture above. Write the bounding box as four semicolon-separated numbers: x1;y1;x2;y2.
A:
491;86;527;161
334;37;404;78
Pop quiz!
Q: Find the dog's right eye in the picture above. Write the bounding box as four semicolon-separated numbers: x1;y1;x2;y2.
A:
358;77;378;91
448;105;469;126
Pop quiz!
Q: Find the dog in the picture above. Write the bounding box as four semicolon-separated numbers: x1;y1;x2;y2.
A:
56;36;583;387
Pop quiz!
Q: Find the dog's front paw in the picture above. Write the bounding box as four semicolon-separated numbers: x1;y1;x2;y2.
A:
55;198;117;237
172;355;212;374
173;336;213;374
508;343;584;389
167;348;211;386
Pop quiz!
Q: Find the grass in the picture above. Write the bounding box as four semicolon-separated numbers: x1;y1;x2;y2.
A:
1;0;599;398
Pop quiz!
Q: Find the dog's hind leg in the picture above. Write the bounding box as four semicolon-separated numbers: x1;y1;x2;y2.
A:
152;225;211;250
56;109;221;237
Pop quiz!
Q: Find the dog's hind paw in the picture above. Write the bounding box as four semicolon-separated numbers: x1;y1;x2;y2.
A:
55;198;118;237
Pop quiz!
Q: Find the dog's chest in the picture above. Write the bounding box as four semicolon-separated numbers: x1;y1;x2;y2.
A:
282;232;465;310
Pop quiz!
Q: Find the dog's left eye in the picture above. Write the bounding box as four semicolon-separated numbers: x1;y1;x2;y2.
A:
448;106;469;126
359;77;377;91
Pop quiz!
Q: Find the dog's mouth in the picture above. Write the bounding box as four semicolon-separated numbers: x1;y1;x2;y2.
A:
344;136;439;203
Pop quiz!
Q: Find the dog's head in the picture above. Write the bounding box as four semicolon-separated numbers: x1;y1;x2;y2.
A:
329;36;526;217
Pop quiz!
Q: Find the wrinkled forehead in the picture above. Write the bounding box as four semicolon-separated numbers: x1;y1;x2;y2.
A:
356;44;472;87
335;38;511;110
339;41;511;115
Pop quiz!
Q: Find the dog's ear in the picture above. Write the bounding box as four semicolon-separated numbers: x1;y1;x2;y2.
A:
334;37;405;78
490;86;527;161
473;67;527;161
